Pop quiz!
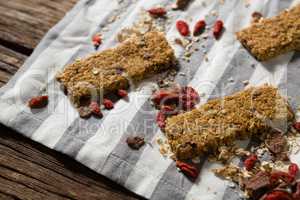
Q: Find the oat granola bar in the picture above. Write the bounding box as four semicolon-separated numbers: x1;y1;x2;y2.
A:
165;86;294;160
236;4;300;61
56;31;175;106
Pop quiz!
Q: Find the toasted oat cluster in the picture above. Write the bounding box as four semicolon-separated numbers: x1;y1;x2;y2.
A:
236;4;300;61
165;85;294;160
56;31;175;106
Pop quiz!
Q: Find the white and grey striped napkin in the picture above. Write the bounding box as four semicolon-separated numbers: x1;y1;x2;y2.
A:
1;0;300;199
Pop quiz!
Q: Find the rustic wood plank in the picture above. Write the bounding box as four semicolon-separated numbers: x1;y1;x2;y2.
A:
0;1;142;199
0;44;26;87
0;0;78;50
0;125;141;200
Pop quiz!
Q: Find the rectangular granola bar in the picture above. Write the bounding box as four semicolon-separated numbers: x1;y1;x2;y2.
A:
56;31;175;106
236;4;300;61
165;86;294;160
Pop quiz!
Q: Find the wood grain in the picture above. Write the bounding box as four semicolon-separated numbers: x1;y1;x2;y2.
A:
0;0;142;199
0;0;78;50
0;125;140;200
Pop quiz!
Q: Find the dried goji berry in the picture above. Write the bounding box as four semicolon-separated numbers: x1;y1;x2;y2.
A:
213;20;224;39
161;105;177;116
244;154;258;171
103;98;114;109
151;89;180;106
181;86;200;103
156;111;166;130
270;171;294;184
288;163;299;177
28;95;48;109
263;191;292;200
92;34;102;49
193;20;206;36
176;20;190;36
89;101;103;118
148;7;167;17
176;161;199;181
293;122;300;132
117;89;128;98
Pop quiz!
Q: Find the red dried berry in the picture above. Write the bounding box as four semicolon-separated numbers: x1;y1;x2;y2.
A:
161;105;177;116
28;95;48;109
244;154;258;171
270;171;295;184
148;7;167;17
103;99;114;110
92;34;102;49
156;111;166;130
294;122;300;132
117;89;128;98
176;20;190;36
176;161;199;181
288;163;299;177
89;101;103;118
213;20;224;39
151;89;180;106
193;20;206;36
181;86;200;103
264;191;292;200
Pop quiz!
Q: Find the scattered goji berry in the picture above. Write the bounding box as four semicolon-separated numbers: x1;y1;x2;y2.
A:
103;98;114;109
193;20;206;36
288;163;299;177
181;86;200;103
151;89;180;106
263;191;292;200
161;105;177;116
126;136;145;150
156;111;166;130
270;171;294;184
89;101;103;118
293;122;300;132
148;7;167;17
182;100;195;111
117;89;128;98
176;20;190;36
213;20;224;39
176;161;199;181
28;95;48;109
244;154;258;171
92;34;102;49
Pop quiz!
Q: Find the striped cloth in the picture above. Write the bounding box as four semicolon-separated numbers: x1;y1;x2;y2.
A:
1;0;300;199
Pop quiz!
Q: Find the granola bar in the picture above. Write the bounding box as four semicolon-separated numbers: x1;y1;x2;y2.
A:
236;4;300;61
165;85;294;160
56;31;175;106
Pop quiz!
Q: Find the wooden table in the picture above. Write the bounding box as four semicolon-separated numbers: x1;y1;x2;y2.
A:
0;1;141;199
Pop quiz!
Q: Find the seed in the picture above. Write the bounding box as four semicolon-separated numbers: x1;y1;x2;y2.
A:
126;136;145;150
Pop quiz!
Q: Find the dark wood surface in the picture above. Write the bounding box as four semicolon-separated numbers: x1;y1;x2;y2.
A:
0;1;141;199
